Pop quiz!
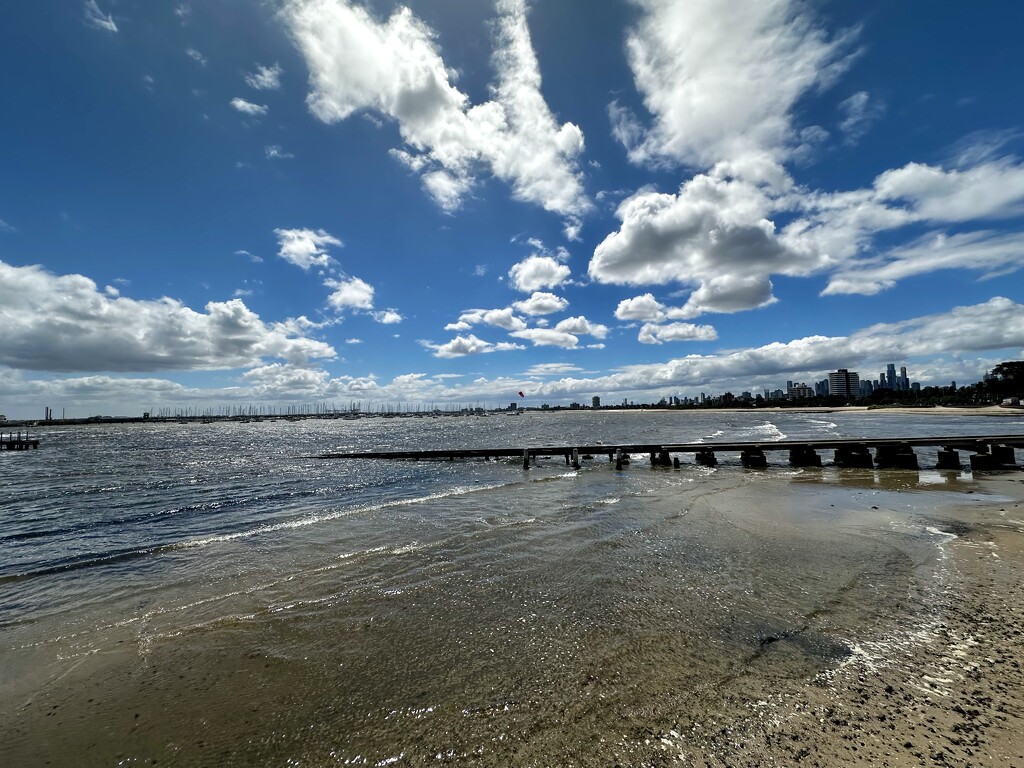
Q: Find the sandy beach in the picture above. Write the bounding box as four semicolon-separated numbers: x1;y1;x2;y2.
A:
2;412;1023;767
668;473;1024;767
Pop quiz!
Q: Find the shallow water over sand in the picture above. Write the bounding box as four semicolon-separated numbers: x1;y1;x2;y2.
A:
1;410;1021;765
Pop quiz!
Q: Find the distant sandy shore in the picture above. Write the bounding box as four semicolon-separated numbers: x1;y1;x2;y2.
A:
596;405;1022;417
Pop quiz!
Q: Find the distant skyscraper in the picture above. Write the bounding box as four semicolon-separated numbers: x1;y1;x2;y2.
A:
886;363;897;390
899;366;909;391
592;396;601;409
828;369;861;399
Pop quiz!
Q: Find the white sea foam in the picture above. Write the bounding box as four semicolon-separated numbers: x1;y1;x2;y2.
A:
178;482;512;549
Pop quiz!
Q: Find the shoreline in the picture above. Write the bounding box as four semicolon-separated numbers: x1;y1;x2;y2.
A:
3;449;1023;765
672;472;1024;766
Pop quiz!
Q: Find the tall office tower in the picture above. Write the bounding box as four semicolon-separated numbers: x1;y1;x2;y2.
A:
828;369;861;399
886;363;897;389
900;366;909;390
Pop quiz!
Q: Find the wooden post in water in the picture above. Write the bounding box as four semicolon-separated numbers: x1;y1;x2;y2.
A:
936;448;962;470
523;449;530;470
695;449;717;467
571;448;580;470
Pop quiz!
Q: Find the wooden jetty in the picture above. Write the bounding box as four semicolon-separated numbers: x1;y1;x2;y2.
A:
315;434;1024;472
0;432;40;451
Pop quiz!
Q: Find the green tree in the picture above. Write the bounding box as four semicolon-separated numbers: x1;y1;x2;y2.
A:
991;361;1024;398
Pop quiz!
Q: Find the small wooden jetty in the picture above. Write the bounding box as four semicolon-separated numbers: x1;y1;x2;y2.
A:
315;434;1024;472
0;432;39;451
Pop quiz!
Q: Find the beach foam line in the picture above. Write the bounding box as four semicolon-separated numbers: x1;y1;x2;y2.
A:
0;481;520;585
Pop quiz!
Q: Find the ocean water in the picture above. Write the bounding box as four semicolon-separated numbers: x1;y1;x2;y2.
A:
1;410;1021;765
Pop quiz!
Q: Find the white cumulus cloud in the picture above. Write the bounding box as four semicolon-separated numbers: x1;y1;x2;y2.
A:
511;292;569;316
0;261;335;372
509;255;571;293
421;334;525;358
283;0;591;230
614;0;850;169
274;227;342;270
325;276;375;310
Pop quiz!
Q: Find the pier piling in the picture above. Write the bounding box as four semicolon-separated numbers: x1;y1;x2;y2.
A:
936;448;963;470
789;446;821;467
695;449;717;467
874;443;919;470
834;445;873;469
740;447;768;469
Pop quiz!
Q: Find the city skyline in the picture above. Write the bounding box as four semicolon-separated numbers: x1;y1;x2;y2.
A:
2;2;1024;419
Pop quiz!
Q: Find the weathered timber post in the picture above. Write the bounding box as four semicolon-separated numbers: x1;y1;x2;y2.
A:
572;448;581;470
615;448;624;471
523;449;530;470
834;445;873;468
936;448;962;470
564;453;570;466
969;451;999;472
649;452;657;467
874;443;919;470
658;449;671;467
990;444;1017;467
673;456;681;468
695;449;717;467
740;447;768;468
789;446;821;467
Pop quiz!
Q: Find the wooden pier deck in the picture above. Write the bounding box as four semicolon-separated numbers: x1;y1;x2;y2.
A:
0;432;39;451
315;434;1024;471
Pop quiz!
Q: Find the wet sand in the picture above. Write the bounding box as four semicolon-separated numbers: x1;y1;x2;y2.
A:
670;474;1024;767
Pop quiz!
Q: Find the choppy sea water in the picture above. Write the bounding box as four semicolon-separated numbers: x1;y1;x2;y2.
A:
1;410;1021;765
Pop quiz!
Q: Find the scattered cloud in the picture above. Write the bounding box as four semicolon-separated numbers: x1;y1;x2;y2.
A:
838;91;884;144
234;249;263;263
231;97;268;116
637;321;718;344
325;276;374;310
524;363;583;376
283;0;591;230
186;48;208;67
0;218;15;233
553;316;608;339
420;334;525;358
245;63;283;90
265;144;294;159
509;255;571;293
371;309;403;324
0;260;335;372
84;1;117;33
511;292;569;316
274;227;342;270
509;327;582;349
446;308;527;332
823;230;1024;296
346;338;362;344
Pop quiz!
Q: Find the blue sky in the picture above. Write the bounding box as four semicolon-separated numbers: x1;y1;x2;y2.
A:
1;0;1023;418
